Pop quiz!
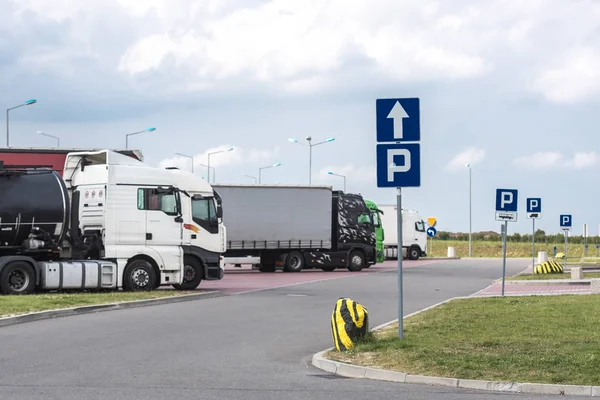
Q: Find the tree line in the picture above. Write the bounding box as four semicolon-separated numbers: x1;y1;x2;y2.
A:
435;230;599;245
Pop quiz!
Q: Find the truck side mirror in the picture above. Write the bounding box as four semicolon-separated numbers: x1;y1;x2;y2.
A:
174;216;183;223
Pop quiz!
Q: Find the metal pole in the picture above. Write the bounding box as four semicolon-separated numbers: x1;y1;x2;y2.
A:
343;176;346;192
397;187;404;339
5;109;8;147
468;167;472;257
207;154;211;183
532;218;535;271
501;220;508;296
564;229;568;266
309;143;312;185
126;134;128;149
259;169;262;184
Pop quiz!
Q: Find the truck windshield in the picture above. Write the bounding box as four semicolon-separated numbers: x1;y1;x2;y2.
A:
192;197;217;226
371;212;381;227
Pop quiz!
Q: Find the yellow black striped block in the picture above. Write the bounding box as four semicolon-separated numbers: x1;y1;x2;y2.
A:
331;297;369;352
533;260;563;275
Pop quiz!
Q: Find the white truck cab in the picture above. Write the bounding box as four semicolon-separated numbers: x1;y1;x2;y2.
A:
59;150;225;291
379;205;427;260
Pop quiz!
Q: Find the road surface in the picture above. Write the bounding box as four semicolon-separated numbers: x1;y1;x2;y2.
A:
0;258;582;399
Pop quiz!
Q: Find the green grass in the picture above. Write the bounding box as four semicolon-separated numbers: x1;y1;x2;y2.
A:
427;239;600;259
326;295;600;386
0;290;204;318
506;272;600;280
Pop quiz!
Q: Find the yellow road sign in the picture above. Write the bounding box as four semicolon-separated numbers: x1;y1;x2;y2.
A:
427;217;437;227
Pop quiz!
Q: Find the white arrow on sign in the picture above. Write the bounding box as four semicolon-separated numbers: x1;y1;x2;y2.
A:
387;101;409;140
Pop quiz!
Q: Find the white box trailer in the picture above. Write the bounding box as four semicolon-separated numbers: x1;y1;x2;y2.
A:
379;205;427;260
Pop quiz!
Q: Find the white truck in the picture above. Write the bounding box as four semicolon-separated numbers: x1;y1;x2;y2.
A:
0;150;226;295
379;205;427;260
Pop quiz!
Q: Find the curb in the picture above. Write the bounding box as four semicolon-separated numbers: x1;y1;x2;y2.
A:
311;295;600;397
0;290;226;328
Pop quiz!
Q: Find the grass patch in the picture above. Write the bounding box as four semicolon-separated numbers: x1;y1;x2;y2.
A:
0;290;204;318
325;295;600;386
427;239;600;259
506;272;600;280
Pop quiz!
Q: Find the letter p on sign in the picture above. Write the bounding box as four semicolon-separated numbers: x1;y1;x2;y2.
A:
529;199;538;209
501;192;513;209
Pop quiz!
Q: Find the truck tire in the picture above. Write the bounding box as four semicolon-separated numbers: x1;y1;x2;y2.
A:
408;246;421;260
284;251;304;272
347;250;365;272
0;261;36;295
173;257;203;290
123;259;157;291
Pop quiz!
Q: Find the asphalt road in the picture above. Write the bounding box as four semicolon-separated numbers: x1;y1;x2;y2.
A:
0;258;583;399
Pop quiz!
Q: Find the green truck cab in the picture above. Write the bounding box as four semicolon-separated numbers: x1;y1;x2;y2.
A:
364;199;385;263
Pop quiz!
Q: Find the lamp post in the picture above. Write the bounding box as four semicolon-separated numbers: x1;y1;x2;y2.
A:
288;136;335;185
243;174;257;183
6;98;36;147
126;127;155;149
258;162;281;183
327;171;346;192
198;162;216;182
38;130;59;147
207;147;233;183
175;152;195;173
466;163;472;257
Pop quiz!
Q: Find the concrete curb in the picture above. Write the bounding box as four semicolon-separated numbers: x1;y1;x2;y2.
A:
0;290;226;328
311;295;600;396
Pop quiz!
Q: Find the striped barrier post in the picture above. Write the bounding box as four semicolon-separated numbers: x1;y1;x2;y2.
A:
331;297;369;352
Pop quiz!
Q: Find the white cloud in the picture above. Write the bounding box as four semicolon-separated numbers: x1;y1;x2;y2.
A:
446;148;485;171
513;151;598;170
532;47;600;103
157;144;281;172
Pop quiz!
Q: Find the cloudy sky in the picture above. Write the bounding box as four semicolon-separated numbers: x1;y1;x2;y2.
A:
2;0;600;236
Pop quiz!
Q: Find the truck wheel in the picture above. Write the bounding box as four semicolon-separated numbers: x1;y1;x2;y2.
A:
0;261;36;295
321;266;336;272
347;250;365;272
408;246;420;260
284;251;304;272
173;257;203;290
123;259;157;291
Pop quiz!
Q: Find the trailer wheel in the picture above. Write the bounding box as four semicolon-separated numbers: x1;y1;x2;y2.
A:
0;261;36;295
173;257;203;290
123;259;157;291
284;251;304;272
408;245;421;260
347;250;365;272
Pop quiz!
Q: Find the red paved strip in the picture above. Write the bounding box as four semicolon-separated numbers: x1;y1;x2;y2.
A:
200;260;435;295
471;283;591;297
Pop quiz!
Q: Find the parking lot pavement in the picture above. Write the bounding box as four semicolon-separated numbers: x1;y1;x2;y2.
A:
201;259;440;294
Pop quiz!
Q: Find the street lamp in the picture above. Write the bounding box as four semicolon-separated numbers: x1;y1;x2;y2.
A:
288;136;335;185
38;130;59;147
175;152;195;173
6;98;37;147
198;162;216;182
126;127;155;149
258;162;281;183
207;147;233;183
327;171;346;192
466;163;472;257
243;174;257;183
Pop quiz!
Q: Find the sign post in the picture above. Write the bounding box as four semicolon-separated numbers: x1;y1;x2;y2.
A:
376;97;421;340
560;214;572;264
526;198;542;271
426;217;437;255
495;188;518;296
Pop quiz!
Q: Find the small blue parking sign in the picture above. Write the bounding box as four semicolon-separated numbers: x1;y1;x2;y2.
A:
495;188;518;222
560;214;572;230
